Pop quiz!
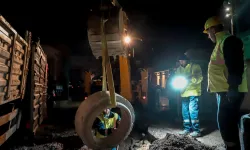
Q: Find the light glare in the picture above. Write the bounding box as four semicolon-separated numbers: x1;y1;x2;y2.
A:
124;36;131;44
172;76;188;90
226;13;230;18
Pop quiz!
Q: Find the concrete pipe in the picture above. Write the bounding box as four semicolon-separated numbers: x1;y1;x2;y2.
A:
75;91;135;149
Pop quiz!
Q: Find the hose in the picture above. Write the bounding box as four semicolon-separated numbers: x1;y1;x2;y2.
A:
240;113;250;150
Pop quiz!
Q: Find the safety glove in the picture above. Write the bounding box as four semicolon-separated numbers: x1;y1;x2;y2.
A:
227;86;240;103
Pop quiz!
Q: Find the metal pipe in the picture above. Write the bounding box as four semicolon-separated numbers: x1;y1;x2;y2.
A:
240;114;250;150
230;0;236;35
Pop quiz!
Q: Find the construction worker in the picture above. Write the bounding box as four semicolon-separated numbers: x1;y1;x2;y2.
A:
93;108;121;150
176;54;203;137
203;16;247;150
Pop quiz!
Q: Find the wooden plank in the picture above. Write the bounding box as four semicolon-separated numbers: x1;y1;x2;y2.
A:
0;16;17;35
0;46;11;59
0;78;7;87
0;29;12;45
0;124;17;146
0;92;6;104
6;34;17;101
29;43;36;133
16;110;22;129
0;96;21;105
16;34;28;47
15;41;25;54
33;125;39;134
21;31;32;99
0;109;18;127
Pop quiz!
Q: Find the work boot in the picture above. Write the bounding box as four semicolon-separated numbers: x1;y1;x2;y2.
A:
190;131;201;137
178;130;190;135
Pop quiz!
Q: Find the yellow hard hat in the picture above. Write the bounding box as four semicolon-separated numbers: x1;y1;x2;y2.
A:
203;16;223;34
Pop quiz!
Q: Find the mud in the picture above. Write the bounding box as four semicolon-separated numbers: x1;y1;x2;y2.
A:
149;133;216;150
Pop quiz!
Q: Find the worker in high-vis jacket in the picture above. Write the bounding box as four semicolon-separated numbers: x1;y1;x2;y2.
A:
175;54;203;137
203;16;247;150
93;108;121;150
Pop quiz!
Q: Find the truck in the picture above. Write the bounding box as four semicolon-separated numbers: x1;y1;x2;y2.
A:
0;15;48;146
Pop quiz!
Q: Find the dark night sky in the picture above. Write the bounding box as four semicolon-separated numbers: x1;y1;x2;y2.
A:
1;0;226;68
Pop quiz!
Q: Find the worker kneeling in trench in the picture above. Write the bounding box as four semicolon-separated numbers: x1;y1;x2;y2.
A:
93;108;121;150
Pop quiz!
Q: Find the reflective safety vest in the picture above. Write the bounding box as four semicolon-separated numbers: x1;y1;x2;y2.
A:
208;31;248;93
176;63;203;97
95;112;119;138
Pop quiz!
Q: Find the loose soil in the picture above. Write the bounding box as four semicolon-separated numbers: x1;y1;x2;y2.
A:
149;133;216;150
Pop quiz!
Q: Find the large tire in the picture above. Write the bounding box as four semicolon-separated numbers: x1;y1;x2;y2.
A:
75;91;135;149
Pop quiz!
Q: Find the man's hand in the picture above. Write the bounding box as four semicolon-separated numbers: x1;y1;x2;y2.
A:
188;75;196;83
227;86;240;103
111;128;117;133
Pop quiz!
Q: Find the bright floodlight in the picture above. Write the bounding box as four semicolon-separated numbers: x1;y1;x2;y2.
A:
172;76;188;90
226;13;230;18
225;7;230;11
124;36;131;44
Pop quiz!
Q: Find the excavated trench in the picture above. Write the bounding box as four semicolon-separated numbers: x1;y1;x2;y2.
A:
6;126;216;150
2;105;221;150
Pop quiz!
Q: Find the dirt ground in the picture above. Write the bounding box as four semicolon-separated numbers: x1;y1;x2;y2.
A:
0;102;232;150
5;126;218;150
4;125;152;150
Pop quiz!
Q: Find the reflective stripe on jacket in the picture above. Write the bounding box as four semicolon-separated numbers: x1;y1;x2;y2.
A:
95;112;120;138
176;63;203;97
207;31;247;93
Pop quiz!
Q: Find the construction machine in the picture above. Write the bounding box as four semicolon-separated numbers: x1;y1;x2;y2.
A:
74;0;135;149
74;1;185;147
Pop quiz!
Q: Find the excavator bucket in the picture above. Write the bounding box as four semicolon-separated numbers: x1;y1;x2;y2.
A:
87;2;129;59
